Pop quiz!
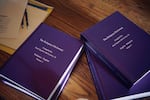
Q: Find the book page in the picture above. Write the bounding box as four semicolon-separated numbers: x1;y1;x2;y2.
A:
0;1;53;54
0;0;28;38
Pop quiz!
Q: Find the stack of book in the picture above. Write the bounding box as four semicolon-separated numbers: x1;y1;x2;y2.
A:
81;12;150;100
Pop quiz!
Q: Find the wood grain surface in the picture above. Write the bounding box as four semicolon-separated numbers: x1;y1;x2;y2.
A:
0;0;150;100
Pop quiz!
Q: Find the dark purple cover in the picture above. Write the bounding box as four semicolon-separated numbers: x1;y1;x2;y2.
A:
85;46;105;100
86;48;150;99
81;11;150;87
0;23;83;100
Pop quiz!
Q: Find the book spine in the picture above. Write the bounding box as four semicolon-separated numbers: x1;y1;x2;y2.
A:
85;47;106;100
81;35;132;88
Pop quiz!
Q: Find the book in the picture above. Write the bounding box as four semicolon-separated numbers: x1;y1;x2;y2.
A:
0;0;28;38
85;47;150;100
0;0;53;55
0;23;83;100
81;11;150;88
85;46;105;100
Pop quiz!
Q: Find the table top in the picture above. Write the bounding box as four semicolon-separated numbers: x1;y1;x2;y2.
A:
0;0;150;100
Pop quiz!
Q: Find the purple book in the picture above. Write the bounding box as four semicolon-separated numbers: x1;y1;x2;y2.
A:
86;47;150;100
81;11;150;88
0;23;83;100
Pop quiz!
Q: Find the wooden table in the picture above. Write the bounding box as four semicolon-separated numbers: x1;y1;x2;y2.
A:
0;0;150;100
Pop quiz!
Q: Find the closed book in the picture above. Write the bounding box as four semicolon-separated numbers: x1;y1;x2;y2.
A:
81;11;150;88
85;47;150;100
85;46;105;100
0;23;83;100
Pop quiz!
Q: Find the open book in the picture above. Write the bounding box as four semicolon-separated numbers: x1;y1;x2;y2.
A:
0;0;53;54
0;0;28;38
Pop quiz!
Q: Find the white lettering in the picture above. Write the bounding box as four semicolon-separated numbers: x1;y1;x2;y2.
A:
112;34;130;47
40;38;64;52
103;27;124;41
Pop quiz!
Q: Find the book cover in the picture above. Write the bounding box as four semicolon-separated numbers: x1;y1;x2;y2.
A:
81;11;150;88
85;46;105;100
85;47;150;100
0;23;83;100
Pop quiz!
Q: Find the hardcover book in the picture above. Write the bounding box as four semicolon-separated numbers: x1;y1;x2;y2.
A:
0;23;83;100
81;11;150;88
85;47;150;100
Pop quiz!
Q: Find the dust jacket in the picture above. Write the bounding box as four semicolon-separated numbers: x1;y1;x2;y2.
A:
85;47;150;100
0;23;83;100
81;11;150;88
